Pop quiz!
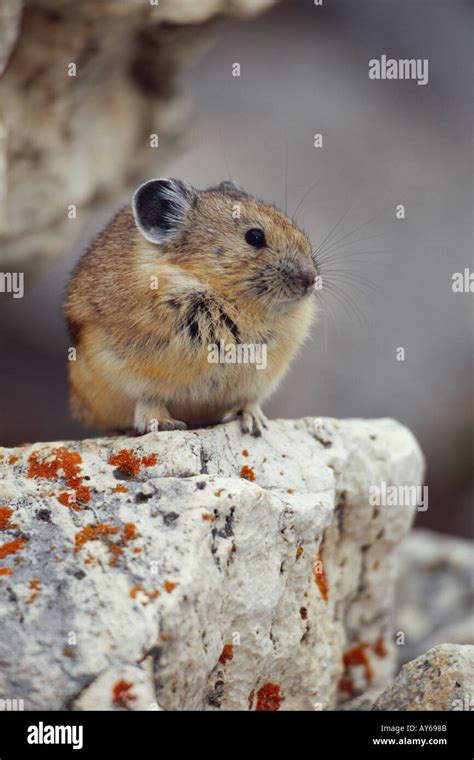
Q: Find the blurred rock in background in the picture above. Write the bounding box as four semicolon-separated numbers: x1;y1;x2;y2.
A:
0;0;275;269
395;529;474;665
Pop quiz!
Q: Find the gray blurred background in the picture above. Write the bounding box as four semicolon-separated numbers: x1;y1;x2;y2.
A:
0;0;472;537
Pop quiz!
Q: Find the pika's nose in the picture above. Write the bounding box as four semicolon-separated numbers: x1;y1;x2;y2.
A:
298;267;316;291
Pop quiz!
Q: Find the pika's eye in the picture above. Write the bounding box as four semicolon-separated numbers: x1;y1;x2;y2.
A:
245;228;266;249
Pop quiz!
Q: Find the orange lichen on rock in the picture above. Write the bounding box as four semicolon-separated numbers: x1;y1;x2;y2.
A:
75;521;143;566
108;543;122;566
28;446;90;507
58;485;91;509
26;578;41;604
164;580;178;593
8;456;19;465
129;584;142;599
201;512;215;521
75;523;119;550
58;492;74;507
240;465;255;481
219;644;234;665
287;488;294;494
112;484;128;493
75;486;90;504
340;637;386;695
248;689;255;710
129;584;160;603
313;551;329;601
141;453;157;468
0;538;26;559
28;446;81;483
112;679;136;708
123;523;137;542
109;449;157;478
0;507;14;531
0;567;13;576
338;677;353;695
256;682;284;711
242;449;249;457
109;449;141;477
373;636;388;658
296;545;304;560
339;639;378;697
342;642;373;685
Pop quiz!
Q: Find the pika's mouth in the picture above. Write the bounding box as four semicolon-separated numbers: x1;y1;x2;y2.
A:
248;262;317;307
281;267;317;302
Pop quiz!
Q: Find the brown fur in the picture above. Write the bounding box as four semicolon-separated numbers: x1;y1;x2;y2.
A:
64;184;318;434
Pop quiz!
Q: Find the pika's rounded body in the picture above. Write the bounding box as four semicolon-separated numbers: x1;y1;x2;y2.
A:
64;179;318;436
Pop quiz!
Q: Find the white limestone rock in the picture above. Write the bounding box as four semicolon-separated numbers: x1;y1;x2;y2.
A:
0;417;424;710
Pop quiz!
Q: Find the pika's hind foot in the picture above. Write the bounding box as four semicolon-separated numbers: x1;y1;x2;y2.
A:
222;403;268;437
134;399;187;434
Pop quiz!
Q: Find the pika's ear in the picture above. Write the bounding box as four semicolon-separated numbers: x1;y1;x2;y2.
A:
132;178;194;244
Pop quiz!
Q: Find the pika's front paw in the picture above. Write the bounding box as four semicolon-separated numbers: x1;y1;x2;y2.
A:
134;400;187;435
223;404;268;437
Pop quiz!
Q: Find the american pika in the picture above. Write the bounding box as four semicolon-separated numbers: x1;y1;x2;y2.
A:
64;178;318;436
